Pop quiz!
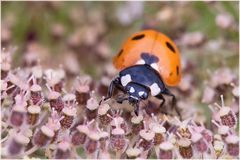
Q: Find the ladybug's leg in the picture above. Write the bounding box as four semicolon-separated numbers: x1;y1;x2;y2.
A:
162;89;182;120
155;94;165;107
134;103;140;116
155;94;171;115
111;77;125;93
100;77;123;104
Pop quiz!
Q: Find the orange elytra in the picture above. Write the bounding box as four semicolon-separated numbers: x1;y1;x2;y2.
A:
113;29;181;86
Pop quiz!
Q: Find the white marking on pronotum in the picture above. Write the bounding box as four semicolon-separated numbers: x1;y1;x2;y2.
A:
121;74;132;86
130;87;135;93
150;63;159;72
138;91;145;96
136;59;145;65
150;83;161;96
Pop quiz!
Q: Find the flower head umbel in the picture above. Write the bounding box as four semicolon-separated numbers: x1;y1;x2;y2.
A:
212;95;237;128
1;47;239;159
9;93;28;127
60;96;77;129
85;92;99;121
46;84;64;112
74;75;92;105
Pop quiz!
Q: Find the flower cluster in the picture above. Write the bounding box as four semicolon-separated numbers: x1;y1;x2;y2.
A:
1;48;239;159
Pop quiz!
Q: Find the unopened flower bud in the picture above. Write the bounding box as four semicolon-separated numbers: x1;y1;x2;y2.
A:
216;95;237;128
219;107;236;128
30;84;43;105
85;132;100;154
86;97;99;120
159;141;174;159
178;138;193;159
75;90;90;105
27;105;41;125
10;104;26;127
98;104;112;125
99;131;109;150
7;134;30;156
225;135;239;157
139;129;155;151
48;91;64;112
110;128;126;151
191;133;208;153
60;107;76;129
55;141;71;159
71;125;89;145
131;115;144;134
74;76;91;105
126;147;141;159
111;117;128;133
150;123;166;145
33;125;54;147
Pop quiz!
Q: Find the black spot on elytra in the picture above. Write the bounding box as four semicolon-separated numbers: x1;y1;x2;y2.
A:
166;42;176;53
169;72;173;76
117;49;123;57
176;66;179;75
132;34;145;40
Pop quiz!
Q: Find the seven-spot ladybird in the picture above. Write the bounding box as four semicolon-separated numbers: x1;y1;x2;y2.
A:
113;30;181;86
102;30;181;117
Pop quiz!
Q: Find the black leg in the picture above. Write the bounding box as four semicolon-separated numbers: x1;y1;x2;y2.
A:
162;88;182;120
156;94;165;107
155;94;171;115
134;103;140;116
114;80;125;93
99;77;123;105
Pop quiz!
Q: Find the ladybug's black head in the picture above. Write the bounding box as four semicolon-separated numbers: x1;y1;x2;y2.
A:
125;82;150;104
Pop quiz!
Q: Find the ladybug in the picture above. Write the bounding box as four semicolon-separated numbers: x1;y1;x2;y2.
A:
102;30;181;117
